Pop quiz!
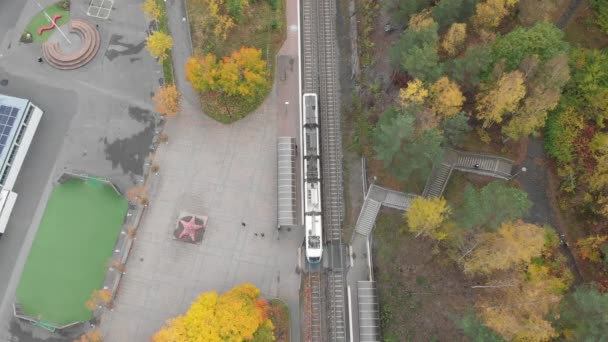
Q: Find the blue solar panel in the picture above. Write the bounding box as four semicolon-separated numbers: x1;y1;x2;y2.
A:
0;105;19;156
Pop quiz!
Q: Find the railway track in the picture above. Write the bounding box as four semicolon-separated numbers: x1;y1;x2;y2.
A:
315;0;347;340
309;269;323;341
301;0;346;339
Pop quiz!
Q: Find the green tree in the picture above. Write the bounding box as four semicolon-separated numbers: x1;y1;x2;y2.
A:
457;181;532;231
432;0;478;30
555;285;608;341
390;21;443;82
226;0;249;22
372;106;415;165
441;111;471;148
589;0;608;33
386;0;432;23
446;44;493;90
406;197;451;239
373;106;442;181
545;106;584;164
492;22;569;71
565;48;608;127
456;313;506;342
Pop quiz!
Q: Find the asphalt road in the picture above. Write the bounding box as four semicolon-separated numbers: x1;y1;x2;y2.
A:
0;68;78;312
0;0;28;52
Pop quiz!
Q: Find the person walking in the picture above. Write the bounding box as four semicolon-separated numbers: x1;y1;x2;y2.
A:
241;222;246;227
474;163;480;169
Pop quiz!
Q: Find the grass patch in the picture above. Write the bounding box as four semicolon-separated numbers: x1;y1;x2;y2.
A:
155;0;175;85
268;299;290;342
187;0;286;123
24;3;70;44
16;179;128;325
373;211;475;341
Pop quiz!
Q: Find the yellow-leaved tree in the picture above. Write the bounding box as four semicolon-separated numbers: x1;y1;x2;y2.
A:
408;8;434;30
441;23;467;57
186;47;269;98
405;197;451;240
399;79;428;106
141;0;161;20
576;235;608;263
464;220;545;275
153;283;274;342
477;264;571;341
146;31;173;62
471;0;517;31
153;84;182;116
476;70;526;128
429;77;465;118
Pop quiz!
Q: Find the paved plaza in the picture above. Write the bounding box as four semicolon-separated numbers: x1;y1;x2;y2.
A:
100;96;303;341
99;0;304;339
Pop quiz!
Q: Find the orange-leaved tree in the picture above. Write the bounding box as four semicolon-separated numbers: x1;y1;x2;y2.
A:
86;289;112;311
154;84;182;116
73;329;102;342
153;283;274;342
185;47;269;99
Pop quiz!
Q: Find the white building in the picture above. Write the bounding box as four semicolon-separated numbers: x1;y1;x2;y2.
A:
0;95;44;236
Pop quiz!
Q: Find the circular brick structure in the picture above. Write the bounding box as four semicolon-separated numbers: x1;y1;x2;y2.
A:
42;19;100;70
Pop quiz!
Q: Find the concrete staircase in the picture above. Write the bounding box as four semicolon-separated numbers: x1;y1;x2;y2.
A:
354;197;381;236
354;185;418;236
422;162;454;198
453;150;514;179
353;150;515;237
42;19;101;70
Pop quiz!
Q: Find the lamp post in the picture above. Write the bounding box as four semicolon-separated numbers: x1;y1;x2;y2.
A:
511;166;527;179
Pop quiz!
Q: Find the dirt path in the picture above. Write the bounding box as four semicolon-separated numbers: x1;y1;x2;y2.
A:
556;0;585;28
516;138;583;283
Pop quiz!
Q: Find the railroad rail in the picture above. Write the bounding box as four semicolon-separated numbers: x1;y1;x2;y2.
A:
301;0;347;339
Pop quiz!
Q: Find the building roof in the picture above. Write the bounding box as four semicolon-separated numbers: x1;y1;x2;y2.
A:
0;94;31;172
277;137;296;227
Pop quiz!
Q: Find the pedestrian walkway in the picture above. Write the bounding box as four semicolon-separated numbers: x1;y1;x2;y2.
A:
347;148;516;341
354;184;417;236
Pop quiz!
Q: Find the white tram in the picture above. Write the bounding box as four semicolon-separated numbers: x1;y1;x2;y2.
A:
302;93;323;263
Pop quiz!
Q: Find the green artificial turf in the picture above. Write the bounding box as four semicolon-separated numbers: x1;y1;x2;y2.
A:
24;3;70;44
16;178;128;325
